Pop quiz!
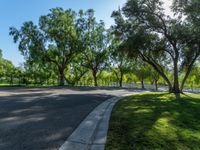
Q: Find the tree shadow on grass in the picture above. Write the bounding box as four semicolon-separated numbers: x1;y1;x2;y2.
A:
106;93;200;150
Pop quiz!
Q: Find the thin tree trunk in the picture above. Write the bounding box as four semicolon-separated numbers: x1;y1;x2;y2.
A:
10;75;13;85
119;78;123;87
181;66;193;92
119;72;123;88
141;79;145;89
142;58;173;92
180;54;198;92
155;80;158;91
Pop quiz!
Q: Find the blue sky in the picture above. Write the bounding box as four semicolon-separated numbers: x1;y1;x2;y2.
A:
0;0;126;66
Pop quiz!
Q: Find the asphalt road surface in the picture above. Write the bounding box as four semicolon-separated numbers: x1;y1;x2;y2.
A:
0;87;139;150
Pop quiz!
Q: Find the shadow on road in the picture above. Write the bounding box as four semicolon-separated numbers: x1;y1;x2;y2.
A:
0;91;112;150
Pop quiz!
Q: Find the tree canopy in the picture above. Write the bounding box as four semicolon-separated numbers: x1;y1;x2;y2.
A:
111;0;200;93
10;8;84;85
4;1;200;92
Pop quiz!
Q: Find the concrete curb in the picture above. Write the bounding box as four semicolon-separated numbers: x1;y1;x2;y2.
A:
59;94;129;150
59;91;144;150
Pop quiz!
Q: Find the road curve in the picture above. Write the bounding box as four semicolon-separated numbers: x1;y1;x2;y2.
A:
0;87;138;150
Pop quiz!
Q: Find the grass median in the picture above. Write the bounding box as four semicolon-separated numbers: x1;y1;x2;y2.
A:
105;92;200;150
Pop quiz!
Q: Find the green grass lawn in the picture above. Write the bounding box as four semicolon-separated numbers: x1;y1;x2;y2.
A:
106;92;200;150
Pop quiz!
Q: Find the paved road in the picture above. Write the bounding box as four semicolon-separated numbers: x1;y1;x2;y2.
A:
0;87;139;150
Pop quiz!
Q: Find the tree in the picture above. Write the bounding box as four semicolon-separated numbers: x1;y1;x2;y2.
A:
3;59;16;85
172;0;200;91
186;66;200;88
14;67;23;85
0;49;5;79
80;9;111;86
10;8;84;86
109;39;132;87
148;69;160;91
132;62;150;89
112;0;200;93
64;54;88;86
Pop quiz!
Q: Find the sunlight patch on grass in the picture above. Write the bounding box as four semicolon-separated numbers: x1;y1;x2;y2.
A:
106;92;200;150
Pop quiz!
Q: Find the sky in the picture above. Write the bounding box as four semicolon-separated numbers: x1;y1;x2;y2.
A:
0;0;126;66
0;0;171;66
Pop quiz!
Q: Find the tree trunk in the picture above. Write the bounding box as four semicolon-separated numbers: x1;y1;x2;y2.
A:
180;54;198;92
141;79;145;89
119;73;123;88
155;80;158;91
142;58;173;93
59;69;65;86
172;60;181;93
10;75;13;85
92;70;98;87
180;68;191;92
119;79;122;87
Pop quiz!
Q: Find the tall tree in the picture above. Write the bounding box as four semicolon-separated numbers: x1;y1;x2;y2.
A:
112;0;200;93
81;9;111;86
10;8;83;86
109;39;132;87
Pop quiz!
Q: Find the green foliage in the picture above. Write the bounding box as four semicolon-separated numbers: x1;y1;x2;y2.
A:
0;51;19;85
109;37;133;87
10;8;84;86
79;9;111;86
112;0;200;93
5;5;199;89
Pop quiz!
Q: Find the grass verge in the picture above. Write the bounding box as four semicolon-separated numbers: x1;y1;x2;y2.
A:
105;92;200;150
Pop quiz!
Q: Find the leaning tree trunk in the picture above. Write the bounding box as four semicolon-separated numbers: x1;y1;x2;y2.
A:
180;54;198;92
142;58;173;93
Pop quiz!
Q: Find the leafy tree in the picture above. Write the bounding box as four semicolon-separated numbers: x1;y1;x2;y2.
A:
10;8;84;86
186;66;200;88
14;67;23;85
133;62;150;89
112;0;200;93
0;50;5;79
65;54;88;86
109;39;132;87
3;59;16;85
148;69;160;91
80;9;111;86
0;50;17;85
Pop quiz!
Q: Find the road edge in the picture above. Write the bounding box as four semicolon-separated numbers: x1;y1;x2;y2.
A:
59;93;136;150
